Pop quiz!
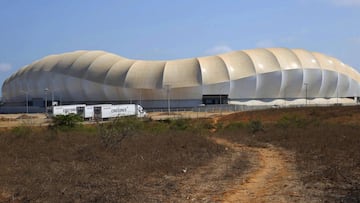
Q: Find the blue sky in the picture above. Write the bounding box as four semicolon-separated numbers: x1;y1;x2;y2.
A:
1;0;359;97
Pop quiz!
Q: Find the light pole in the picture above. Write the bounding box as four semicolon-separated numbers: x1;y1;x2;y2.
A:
284;86;287;107
139;89;142;106
59;94;62;105
51;90;54;106
21;90;29;114
304;83;308;106
25;91;28;114
165;85;171;116
44;88;49;116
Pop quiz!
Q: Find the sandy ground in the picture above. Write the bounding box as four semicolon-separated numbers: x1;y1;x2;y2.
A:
147;111;233;120
0;113;49;128
0;111;234;128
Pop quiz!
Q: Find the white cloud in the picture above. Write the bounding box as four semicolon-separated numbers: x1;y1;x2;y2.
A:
255;40;275;48
205;45;233;55
0;63;12;72
331;0;360;6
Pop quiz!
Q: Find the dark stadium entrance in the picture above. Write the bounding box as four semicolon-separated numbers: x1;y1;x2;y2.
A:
202;95;228;105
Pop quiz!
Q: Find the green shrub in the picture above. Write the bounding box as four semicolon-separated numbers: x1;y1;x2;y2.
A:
188;119;214;135
11;125;32;138
224;122;246;131
145;120;170;134
202;121;215;130
169;118;191;131
276;114;310;129
51;114;83;129
147;119;213;135
248;120;264;134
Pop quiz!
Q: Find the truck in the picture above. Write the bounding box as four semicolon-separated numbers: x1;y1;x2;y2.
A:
94;104;146;120
50;104;86;117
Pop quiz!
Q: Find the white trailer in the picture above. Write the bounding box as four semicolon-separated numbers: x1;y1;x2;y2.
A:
94;104;146;120
76;105;95;120
51;104;86;117
93;104;113;120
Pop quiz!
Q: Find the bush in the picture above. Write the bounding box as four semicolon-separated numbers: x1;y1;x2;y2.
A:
51;114;83;129
11;125;32;138
248;120;264;134
224;122;246;131
200;120;214;130
169;119;191;131
97;116;143;150
188;119;214;135
276;114;310;129
146;120;170;134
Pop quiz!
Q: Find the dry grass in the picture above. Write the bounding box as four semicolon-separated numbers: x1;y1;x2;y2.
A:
1;106;360;202
0;120;226;202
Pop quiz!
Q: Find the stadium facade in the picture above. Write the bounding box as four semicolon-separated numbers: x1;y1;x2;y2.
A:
2;48;360;109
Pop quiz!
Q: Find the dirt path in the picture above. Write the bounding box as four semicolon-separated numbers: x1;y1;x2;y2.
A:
168;136;317;202
167;137;249;202
216;138;313;203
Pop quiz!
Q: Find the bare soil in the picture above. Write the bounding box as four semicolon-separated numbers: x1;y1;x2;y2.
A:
217;138;314;203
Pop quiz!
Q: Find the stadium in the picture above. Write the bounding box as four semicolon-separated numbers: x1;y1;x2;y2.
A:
2;48;360;110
